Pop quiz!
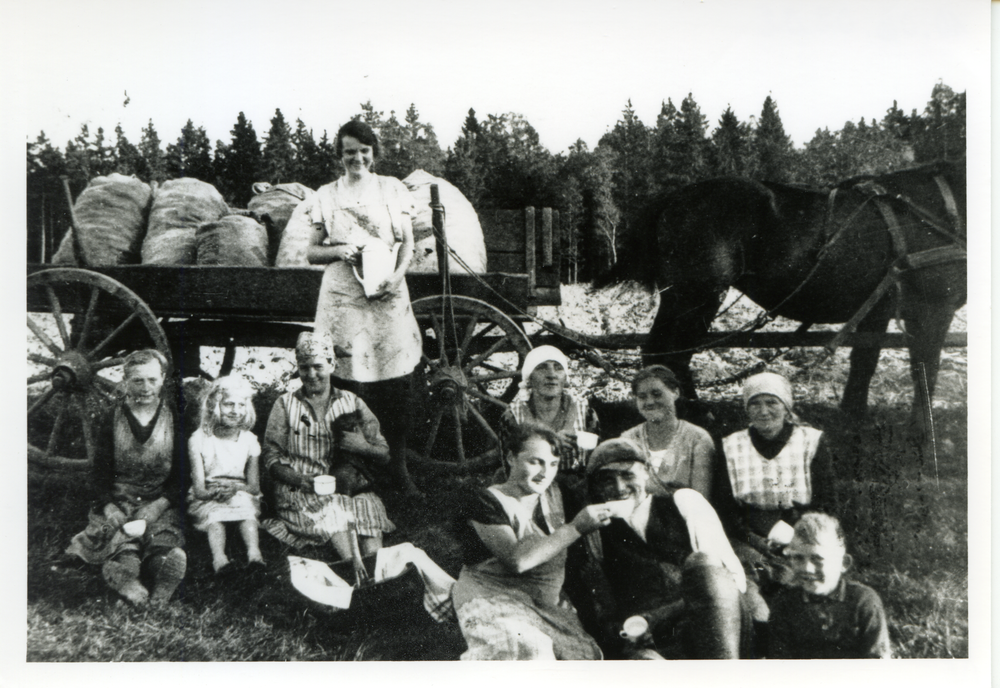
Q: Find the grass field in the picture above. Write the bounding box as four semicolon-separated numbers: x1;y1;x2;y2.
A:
26;284;969;661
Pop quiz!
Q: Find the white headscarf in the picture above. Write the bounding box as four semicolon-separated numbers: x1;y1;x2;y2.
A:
742;372;795;415
521;345;570;383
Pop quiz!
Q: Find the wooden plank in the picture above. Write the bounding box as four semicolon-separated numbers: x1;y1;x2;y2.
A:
524;207;536;295
541;208;553;267
534;330;967;350
480;210;526;252
27;265;541;319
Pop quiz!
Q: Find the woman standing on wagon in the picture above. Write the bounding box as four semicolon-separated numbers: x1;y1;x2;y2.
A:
299;119;422;494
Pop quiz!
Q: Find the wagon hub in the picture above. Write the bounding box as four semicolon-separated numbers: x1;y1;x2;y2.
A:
429;365;468;404
51;351;93;390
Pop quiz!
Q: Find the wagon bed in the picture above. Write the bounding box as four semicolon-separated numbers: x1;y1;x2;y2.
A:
27;197;565;471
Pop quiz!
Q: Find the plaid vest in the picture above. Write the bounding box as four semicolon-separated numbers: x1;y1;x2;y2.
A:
722;426;822;509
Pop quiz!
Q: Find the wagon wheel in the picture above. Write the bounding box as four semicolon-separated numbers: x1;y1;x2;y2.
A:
411;296;531;470
27;268;171;471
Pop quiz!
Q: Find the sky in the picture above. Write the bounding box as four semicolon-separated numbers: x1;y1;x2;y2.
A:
7;0;986;156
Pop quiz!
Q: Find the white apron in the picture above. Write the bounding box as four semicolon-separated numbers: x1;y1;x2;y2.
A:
311;176;422;382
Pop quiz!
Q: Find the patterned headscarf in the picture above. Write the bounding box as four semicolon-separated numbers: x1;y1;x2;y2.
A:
295;330;335;363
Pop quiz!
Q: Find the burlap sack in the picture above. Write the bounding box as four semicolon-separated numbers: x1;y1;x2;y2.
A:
196;215;269;266
403;170;487;273
248;182;314;265
274;200;322;269
143;178;228;265
72;173;152;266
50;229;78;265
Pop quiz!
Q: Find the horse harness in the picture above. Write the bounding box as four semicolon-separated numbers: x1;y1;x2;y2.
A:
821;174;967;356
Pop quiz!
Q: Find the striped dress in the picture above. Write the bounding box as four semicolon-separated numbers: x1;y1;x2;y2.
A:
261;387;395;546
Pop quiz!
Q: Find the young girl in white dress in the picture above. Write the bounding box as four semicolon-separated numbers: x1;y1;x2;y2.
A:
188;376;264;574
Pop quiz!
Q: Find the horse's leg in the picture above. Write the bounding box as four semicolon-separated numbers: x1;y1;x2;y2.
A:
840;301;893;420
903;303;957;448
644;288;726;400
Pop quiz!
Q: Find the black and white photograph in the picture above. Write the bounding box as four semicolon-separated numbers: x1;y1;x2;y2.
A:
11;0;990;684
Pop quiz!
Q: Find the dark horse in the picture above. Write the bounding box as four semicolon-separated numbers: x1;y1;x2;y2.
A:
612;159;966;441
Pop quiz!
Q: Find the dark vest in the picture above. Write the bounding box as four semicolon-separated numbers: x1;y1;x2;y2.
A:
599;494;693;618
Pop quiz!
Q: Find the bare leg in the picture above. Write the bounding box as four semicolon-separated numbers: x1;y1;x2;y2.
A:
206;522;229;572
329;531;354;563
359;534;382;557
239;520;263;563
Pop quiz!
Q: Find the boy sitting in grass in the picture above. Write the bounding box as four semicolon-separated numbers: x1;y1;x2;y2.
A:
768;512;891;659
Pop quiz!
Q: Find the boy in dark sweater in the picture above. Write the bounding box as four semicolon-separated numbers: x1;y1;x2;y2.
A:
768;513;891;659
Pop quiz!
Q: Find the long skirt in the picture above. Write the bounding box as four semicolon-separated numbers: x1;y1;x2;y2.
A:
452;567;602;661
262;490;394;548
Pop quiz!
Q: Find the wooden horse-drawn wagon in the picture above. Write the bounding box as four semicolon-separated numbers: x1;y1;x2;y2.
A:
27;185;563;471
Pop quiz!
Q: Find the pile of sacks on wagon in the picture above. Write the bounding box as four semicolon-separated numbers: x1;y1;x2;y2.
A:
52;170;488;272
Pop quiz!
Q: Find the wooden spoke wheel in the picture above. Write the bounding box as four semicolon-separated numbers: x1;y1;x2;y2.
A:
411;296;531;470
27;268;171;470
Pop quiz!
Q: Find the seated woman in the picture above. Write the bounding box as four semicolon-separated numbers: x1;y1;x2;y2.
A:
715;372;839;589
452;423;612;660
498;346;600;477
619;365;716;499
261;331;394;581
66;350;187;607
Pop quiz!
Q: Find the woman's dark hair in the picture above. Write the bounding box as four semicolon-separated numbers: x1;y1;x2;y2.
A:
508;422;561;459
631;364;681;396
335;119;381;159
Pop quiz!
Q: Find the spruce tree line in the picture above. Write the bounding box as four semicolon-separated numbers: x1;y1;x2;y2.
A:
27;83;965;278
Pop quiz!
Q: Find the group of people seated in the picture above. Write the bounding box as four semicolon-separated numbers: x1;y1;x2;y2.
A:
64;337;890;661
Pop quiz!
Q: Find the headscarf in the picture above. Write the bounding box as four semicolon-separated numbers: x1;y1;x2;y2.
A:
585;438;648;476
295;330;335;363
521;345;570;383
742;372;798;420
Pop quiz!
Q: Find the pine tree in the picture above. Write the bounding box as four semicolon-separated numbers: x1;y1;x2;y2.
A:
316;130;340;186
64;124;94;191
377;110;409;179
91;127;114;177
751;96;795;182
113;124;143;176
711;106;751;177
262;109;296;184
138;119;167;184
445;108;485;206
165;120;214;181
220;112;262;206
913;82;965;162
403;104;445;175
292;118;329;190
652;93;710;186
597;100;653;240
